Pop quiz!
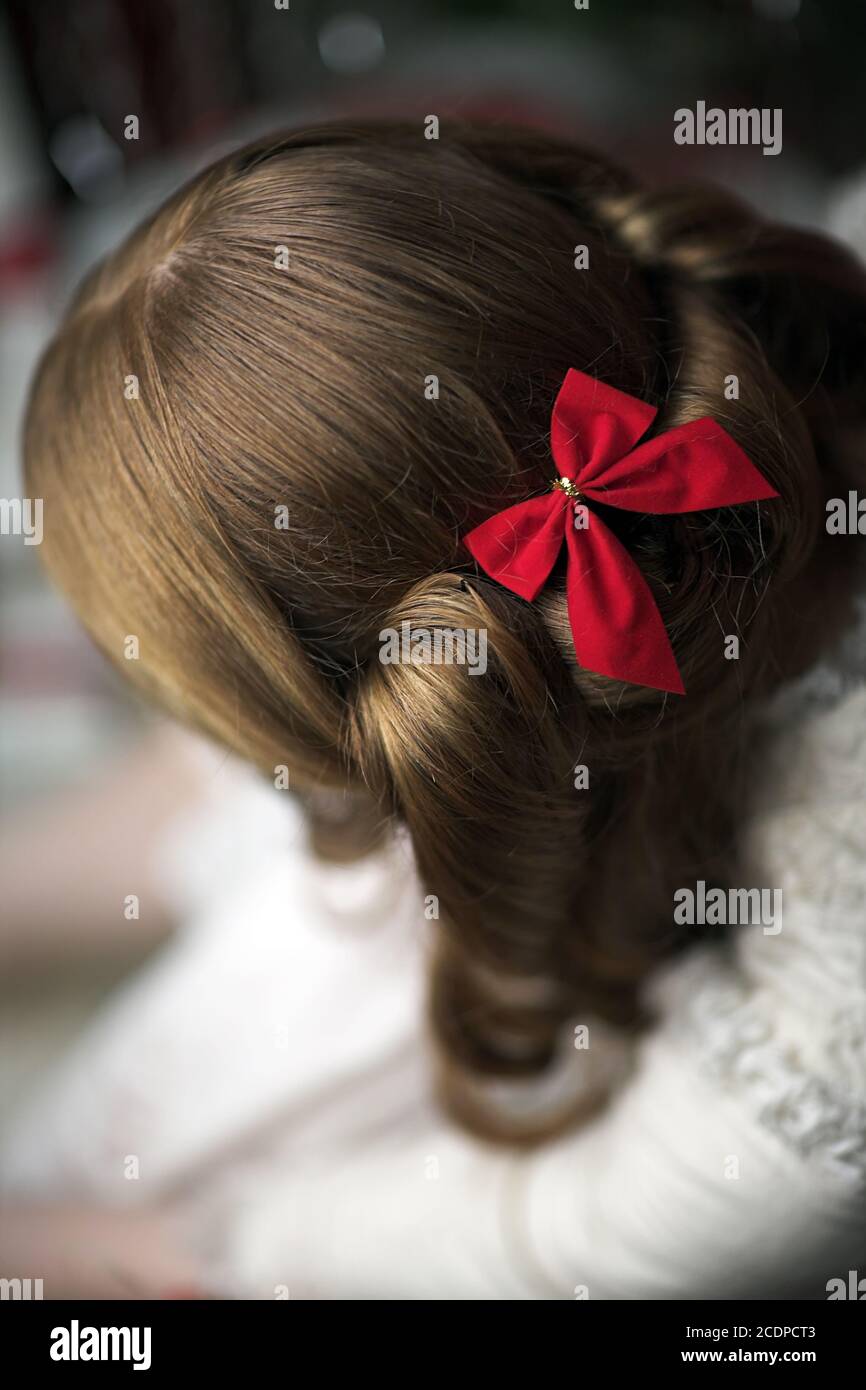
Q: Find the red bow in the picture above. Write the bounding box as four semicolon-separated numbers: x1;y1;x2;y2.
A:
463;369;778;695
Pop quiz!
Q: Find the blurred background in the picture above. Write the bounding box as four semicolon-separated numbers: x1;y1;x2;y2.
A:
1;0;865;1120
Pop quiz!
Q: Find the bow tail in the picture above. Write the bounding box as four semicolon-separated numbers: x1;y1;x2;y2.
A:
564;515;685;695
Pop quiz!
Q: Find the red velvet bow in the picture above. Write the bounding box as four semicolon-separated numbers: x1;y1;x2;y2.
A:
463;369;778;695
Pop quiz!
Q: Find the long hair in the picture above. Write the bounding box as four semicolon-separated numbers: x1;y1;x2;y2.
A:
24;122;866;1140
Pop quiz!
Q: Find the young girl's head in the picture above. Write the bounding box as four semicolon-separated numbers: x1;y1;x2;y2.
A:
25;123;866;1137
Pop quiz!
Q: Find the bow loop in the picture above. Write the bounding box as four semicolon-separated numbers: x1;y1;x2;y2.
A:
551;369;657;481
460;491;568;603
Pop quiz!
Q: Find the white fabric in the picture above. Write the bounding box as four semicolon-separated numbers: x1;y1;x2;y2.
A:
1;649;865;1299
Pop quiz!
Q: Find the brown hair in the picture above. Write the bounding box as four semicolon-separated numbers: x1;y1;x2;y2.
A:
24;123;866;1141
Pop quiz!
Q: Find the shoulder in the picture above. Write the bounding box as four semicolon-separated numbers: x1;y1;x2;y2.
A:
648;682;866;1186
